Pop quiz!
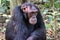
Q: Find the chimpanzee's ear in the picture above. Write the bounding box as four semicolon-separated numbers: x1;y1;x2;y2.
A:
21;4;26;10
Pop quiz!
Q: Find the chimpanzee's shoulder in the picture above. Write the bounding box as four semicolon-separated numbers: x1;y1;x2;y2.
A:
14;5;21;10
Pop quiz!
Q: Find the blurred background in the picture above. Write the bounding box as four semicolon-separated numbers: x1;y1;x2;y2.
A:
0;0;60;40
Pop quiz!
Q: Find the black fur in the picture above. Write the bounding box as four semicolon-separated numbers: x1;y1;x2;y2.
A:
5;3;46;40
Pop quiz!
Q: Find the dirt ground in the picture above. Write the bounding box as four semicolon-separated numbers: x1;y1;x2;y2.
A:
0;32;5;40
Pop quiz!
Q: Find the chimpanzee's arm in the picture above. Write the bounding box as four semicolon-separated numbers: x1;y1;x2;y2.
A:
6;6;27;40
5;6;19;40
27;27;46;40
5;20;16;40
12;6;28;40
27;12;46;40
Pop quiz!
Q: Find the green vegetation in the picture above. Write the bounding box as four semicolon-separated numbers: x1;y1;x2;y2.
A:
0;0;60;40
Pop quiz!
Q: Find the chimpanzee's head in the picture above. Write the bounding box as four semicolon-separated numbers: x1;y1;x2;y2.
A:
21;2;39;25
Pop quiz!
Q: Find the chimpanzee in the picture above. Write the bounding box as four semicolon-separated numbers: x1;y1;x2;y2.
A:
5;2;46;40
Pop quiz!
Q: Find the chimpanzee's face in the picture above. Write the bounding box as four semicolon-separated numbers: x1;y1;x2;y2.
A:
21;3;38;25
27;12;37;25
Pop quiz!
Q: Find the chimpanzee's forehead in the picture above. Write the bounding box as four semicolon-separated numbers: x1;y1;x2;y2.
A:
22;2;36;7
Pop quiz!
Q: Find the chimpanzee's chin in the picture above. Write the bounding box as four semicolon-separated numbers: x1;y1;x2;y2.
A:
29;21;37;25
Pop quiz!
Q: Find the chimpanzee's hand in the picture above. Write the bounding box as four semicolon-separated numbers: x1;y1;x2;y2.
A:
27;36;34;40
